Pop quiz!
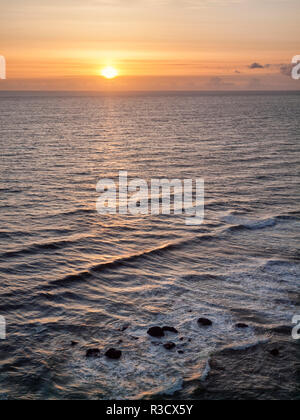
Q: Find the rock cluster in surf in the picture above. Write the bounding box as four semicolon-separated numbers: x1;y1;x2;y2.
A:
80;317;259;363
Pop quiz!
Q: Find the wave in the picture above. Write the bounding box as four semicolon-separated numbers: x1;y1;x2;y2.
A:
221;337;270;352
49;241;188;287
181;273;225;282
275;211;300;221
46;208;95;220
43;212;299;288
222;209;300;231
0;237;82;260
2;207;297;271
222;215;277;230
0;230;35;240
0;187;23;194
0;231;14;240
48;232;213;288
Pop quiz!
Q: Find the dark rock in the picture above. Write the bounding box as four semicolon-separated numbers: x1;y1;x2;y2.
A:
119;324;130;332
236;323;249;329
71;341;79;347
179;337;185;341
178;350;185;355
272;325;291;336
164;342;176;351
162;326;178;334
270;349;280;357
105;348;122;360
86;348;100;358
147;327;165;338
198;318;213;327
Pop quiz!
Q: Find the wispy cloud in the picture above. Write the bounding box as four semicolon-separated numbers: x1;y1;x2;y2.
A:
249;62;265;69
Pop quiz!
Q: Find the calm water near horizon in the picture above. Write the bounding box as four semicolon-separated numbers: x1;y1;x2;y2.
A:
0;91;299;399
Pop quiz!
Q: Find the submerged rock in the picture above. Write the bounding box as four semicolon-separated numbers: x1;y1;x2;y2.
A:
270;349;280;357
147;327;165;338
198;318;213;327
236;323;249;329
105;348;122;360
164;342;176;351
119;324;130;332
86;348;100;358
162;326;178;334
272;325;291;336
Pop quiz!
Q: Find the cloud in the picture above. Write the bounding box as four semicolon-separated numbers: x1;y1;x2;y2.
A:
249;62;265;69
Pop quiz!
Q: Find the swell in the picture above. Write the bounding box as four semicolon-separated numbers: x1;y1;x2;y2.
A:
0;227;78;241
275;210;300;221
42;213;300;288
0;237;87;260
0;230;35;240
223;215;277;231
48;208;95;218
223;210;300;232
0;187;23;194
48;234;214;287
1;210;297;263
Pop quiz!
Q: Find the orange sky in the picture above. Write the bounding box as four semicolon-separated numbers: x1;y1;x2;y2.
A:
0;0;300;90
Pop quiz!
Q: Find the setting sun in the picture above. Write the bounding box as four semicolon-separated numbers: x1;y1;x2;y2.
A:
100;66;119;79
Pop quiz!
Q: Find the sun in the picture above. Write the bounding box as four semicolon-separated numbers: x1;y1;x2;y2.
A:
100;66;119;79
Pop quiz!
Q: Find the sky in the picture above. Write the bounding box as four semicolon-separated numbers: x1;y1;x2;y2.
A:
0;0;300;90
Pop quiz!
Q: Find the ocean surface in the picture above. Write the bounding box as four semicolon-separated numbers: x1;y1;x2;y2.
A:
0;91;299;400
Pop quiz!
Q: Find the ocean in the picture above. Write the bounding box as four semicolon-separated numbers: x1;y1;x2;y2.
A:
0;91;299;400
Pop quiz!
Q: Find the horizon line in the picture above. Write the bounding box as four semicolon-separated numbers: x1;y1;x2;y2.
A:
1;89;300;94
